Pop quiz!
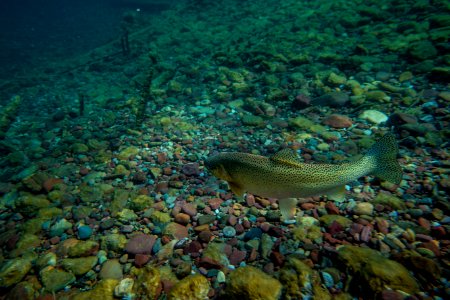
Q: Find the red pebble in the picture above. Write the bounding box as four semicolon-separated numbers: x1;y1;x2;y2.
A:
227;215;238;226
49;236;60;245
310;249;320;263
325;202;340;215
134;254;150;267
174;213;190;225
229;248;247;265
182;203;197;216
430;226;446;238
259;222;271;232
270;251;284;266
199;256;224;269
328;221;344;235
43;178;64;192
420;241;440;256
248;248;258;262
198;231;213;243
163;167;172;176
301;203;316;210
208;198;223;210
418;217;431;231
376;219;389;234
360;226;372;243
323;114;353;128
184;241;202;255
242;220;251;229
235;224;245;234
79;167;90;176
156;153;167;164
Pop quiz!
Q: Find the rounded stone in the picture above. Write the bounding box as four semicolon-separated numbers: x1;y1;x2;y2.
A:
61;256;98;276
224;266;282;299
78;225;93;240
40;267;76;292
99;259;123;280
354;202;374;216
223;226;236;238
0;258;32;288
168;274;210;300
359;110;388;124
125;234;157;255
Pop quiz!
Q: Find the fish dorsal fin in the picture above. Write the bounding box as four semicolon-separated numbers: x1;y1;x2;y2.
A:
270;148;303;167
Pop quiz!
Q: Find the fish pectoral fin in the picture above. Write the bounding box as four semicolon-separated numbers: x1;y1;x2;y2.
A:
279;198;298;224
270;148;303;167
229;182;245;197
326;185;346;202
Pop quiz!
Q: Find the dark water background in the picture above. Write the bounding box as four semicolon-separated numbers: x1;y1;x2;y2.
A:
0;0;175;78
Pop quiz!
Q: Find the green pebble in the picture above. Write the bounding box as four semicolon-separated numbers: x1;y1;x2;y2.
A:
40;267;75;292
62;256;98;276
0;258;32;288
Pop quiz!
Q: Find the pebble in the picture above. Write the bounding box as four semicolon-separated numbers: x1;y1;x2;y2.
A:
0;258;32;288
125;234;157;255
61;256;98;276
198;230;213;243
359;109;388;124
99;259;123;280
40;267;76;292
174;213;190;225
321;271;335;288
181;202;198;216
77;225;93;240
312;91;349;107
323;114;353;128
223;226;237;238
134;254;150;267
114;278;134;298
244;228;263;241
49;218;73;237
163;222;189;239
353;202;374;216
198;215;216;225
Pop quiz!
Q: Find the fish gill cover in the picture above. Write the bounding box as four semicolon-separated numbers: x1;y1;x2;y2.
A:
0;0;448;299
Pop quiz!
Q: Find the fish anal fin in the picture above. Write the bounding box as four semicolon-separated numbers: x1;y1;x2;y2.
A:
326;185;346;202
279;198;298;224
229;182;245;197
270;148;303;168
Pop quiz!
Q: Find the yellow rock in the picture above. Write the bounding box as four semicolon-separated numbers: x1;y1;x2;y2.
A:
0;258;32;288
160;117;172;127
151;211;171;224
72;279;119;300
168;274;210;300
131;265;162;299
224;266;282;300
114;164;130;176
117;146;139;160
37;207;63;220
337;245;419;295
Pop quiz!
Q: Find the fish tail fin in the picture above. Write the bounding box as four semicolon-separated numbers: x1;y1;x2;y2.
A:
365;133;402;184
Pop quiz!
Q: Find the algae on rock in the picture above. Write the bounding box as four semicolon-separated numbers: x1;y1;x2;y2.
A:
223;266;282;300
168;273;210;300
279;256;331;300
337;245;419;296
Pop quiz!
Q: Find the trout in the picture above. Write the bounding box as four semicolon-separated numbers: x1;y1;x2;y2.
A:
205;133;402;223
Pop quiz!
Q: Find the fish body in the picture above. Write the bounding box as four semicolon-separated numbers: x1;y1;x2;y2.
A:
205;134;402;222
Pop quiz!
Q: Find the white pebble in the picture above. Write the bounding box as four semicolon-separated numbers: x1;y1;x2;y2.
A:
359;109;388;124
114;278;134;298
